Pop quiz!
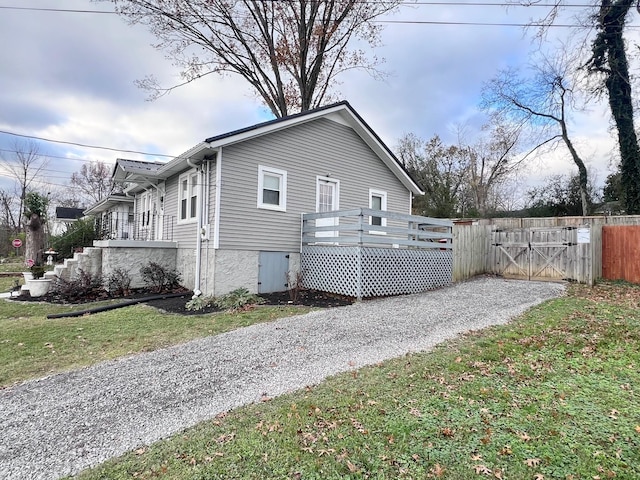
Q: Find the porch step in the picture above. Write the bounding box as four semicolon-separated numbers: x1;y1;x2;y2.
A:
53;247;103;282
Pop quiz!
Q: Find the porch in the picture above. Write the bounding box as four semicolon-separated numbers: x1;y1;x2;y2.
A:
301;208;453;299
95;212;176;242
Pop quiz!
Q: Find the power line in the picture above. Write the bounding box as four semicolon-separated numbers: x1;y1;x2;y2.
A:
0;148;113;164
0;2;605;29
0;2;597;13
0;130;175;159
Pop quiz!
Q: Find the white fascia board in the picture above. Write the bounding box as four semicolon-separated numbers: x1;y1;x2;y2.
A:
157;142;211;178
336;111;424;196
83;195;134;216
206;104;349;149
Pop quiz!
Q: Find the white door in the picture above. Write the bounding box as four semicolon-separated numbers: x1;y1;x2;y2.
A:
155;183;165;240
316;177;339;240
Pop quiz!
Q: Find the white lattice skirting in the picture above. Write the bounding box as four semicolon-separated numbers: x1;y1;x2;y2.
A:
301;246;453;298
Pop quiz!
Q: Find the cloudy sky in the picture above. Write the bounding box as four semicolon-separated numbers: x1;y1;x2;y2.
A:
0;0;630;207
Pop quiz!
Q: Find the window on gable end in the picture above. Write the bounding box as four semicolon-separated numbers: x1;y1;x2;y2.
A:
258;165;287;212
369;189;387;232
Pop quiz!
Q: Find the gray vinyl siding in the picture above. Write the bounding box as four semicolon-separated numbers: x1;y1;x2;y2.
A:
163;168;200;248
217;118;410;251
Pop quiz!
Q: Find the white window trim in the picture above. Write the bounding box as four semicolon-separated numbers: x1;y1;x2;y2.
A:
369;188;387;234
178;169;199;224
257;165;287;212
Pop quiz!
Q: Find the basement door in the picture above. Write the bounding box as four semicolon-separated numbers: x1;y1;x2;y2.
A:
258;251;290;293
492;227;578;281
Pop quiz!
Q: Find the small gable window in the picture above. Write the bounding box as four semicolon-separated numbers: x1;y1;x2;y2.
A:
258;165;287;212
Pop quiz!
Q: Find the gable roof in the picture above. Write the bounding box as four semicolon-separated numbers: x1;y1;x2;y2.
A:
113;158;165;184
114;101;423;195
83;193;134;216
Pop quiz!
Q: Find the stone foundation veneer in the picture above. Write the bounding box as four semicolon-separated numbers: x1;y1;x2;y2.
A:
95;240;177;289
212;249;259;296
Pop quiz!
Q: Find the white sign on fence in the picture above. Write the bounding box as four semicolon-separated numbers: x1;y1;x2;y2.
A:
577;228;590;244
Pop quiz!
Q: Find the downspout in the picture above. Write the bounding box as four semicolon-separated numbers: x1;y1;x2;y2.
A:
213;147;222;249
188;158;203;296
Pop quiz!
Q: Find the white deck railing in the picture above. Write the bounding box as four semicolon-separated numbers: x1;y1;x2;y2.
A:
301;208;453;249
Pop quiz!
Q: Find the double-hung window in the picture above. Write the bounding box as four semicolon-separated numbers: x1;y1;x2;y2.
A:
258;165;287;212
369;189;387;232
179;171;199;222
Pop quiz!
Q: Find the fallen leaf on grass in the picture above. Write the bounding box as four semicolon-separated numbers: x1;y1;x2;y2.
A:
518;431;531;442
499;445;512;456
346;460;359;473
430;463;446;477
135;448;146;455
525;458;541;467
474;464;492;475
441;427;454;437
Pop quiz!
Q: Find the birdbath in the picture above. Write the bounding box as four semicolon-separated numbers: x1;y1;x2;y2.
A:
45;248;58;266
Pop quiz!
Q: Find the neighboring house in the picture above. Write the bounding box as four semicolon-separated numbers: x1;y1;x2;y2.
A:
83;193;135;240
50;207;85;236
83;101;430;296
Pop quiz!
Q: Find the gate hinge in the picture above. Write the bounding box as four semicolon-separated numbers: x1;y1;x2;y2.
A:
492;243;502;246
564;242;576;246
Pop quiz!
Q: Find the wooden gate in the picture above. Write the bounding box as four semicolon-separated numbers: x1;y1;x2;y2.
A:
491;227;579;281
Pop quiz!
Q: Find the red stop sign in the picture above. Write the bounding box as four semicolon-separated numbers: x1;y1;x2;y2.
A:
12;239;22;248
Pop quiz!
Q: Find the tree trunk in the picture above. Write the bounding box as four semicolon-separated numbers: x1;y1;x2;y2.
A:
592;0;640;213
25;213;45;266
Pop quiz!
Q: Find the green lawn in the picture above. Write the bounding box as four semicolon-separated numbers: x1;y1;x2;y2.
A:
0;260;25;273
0;299;312;387
71;282;640;480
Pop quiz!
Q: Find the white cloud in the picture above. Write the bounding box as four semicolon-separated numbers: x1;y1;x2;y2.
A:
0;0;626;203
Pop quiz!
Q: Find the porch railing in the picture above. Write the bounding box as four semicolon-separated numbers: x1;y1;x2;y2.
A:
301;208;453;249
95;212;175;241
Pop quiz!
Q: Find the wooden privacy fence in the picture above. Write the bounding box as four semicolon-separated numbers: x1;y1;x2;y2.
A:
453;215;640;285
602;225;640;283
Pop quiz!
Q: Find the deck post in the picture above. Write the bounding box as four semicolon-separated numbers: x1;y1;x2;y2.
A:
356;209;364;301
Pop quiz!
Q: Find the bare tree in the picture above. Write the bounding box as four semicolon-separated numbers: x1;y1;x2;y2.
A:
0;140;49;230
482;52;591;215
526;0;640;214
105;0;401;116
396;134;468;218
463;121;525;217
0;189;19;232
70;160;117;205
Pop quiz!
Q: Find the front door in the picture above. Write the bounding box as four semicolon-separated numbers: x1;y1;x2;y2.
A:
155;183;165;240
315;177;339;240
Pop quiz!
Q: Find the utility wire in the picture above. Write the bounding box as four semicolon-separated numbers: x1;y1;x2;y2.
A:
0;3;606;29
0;130;175;159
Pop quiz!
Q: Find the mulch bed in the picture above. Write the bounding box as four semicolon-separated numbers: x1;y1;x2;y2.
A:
147;290;354;315
9;288;355;315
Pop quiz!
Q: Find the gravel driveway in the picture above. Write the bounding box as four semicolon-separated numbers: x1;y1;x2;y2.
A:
0;277;565;480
